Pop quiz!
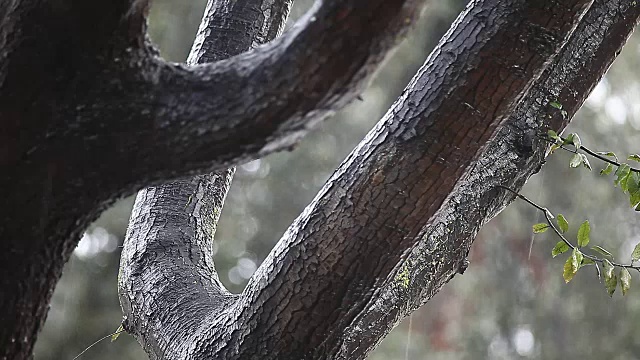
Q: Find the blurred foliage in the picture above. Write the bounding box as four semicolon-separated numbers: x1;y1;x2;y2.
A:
34;1;640;359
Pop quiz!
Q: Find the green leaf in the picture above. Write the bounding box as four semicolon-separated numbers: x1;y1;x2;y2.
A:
112;324;124;342
627;171;639;188
549;143;562;154
548;130;561;141
556;214;569;233
552;241;570;257
600;163;614;175
577;220;590;247
630;191;640;208
581;258;595;267
591;245;613;258
615;163;631;176
532;223;549;234
620;268;632;296
571;133;582;150
564;248;583;283
631;243;640;262
615;164;632;189
621;173;632;193
628;154;640;162
549;101;563;110
603;260;617;296
563;133;575;145
573;248;583;269
628;172;640;207
563;256;577;283
569;154;582;168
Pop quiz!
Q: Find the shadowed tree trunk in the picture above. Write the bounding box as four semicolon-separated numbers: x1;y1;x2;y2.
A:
0;0;638;359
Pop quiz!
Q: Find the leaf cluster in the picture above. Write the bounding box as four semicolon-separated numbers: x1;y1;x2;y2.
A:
548;130;640;210
534;216;639;296
518;130;640;297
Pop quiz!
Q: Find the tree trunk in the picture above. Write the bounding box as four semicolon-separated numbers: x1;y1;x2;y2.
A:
0;0;428;358
118;0;637;359
0;0;638;359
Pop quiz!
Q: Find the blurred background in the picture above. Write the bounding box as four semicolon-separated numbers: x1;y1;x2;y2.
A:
34;1;640;359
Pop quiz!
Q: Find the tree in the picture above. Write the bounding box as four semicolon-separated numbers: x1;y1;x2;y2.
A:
1;0;638;359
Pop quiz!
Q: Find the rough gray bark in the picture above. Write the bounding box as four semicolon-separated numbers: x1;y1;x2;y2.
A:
338;0;640;354
114;0;640;359
0;0;428;358
119;0;292;357
1;0;637;357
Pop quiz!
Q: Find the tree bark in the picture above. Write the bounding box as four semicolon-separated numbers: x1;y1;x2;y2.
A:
338;0;640;354
0;0;428;358
1;0;638;358
119;0;292;357
116;1;635;360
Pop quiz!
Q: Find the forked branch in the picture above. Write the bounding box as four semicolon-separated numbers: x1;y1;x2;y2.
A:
121;0;596;359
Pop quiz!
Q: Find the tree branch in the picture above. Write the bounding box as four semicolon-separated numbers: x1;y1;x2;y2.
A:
119;0;292;358
59;0;431;198
550;136;640;173
119;173;238;358
498;185;640;272
336;0;640;355
162;1;593;359
187;0;294;64
2;0;430;356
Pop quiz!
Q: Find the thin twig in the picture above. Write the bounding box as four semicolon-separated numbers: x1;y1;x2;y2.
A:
72;329;125;360
497;185;640;273
539;135;640;173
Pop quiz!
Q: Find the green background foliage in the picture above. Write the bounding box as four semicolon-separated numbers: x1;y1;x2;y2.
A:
34;1;640;359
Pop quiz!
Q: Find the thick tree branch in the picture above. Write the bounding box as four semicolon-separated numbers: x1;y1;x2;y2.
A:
187;0;294;64
337;0;640;355
44;0;431;198
119;0;292;357
133;1;595;359
0;0;428;357
119;172;238;358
